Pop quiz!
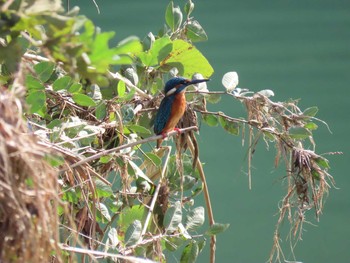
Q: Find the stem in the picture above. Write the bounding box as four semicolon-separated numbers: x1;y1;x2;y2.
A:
186;137;216;263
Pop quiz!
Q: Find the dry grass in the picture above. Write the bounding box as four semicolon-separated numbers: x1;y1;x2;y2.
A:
0;86;61;262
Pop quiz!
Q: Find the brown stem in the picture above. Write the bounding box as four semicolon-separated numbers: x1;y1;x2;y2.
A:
186;136;216;263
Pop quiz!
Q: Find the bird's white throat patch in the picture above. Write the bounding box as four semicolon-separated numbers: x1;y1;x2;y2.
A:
165;87;177;96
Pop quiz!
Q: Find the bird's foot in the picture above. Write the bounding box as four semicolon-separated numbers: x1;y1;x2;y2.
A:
174;128;181;135
161;132;168;139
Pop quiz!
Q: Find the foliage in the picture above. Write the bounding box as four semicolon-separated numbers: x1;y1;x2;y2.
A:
0;0;335;263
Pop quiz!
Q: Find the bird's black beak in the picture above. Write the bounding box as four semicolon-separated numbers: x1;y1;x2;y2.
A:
189;78;210;85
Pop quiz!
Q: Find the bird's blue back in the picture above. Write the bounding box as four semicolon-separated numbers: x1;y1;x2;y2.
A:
153;95;175;134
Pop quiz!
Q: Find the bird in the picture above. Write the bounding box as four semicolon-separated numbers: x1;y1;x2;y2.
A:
153;76;210;148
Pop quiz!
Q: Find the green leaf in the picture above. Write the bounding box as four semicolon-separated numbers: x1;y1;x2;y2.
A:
173;175;197;191
144;152;162;167
44;154;65;167
90;84;102;100
314;156;330;169
53;76;72;91
165;236;185;252
186;20;208;42
99;155;113;164
164;201;182;233
311;168;321;180
197;239;206;254
202;114;218;127
72;93;96;107
127;124;151;135
138;36;172;67
184;0;195;17
123;67;139;86
219;116;239;135
180;241;199;263
95;179;113;198
173;5;183;31
257;89;274;97
136;178;152;193
205;223;230;236
124;220;142;247
95;101;107;120
68;83;82;93
96;202;111;222
303;106;318;117
33;61;55;82
107;228;119;249
47;119;62;129
117;80;126;98
206;93;221;104
62;188;79;204
114;36;142;55
118;206;145;233
165;2;175;30
128;160;153;185
122;87;136;102
165;1;183;32
263;130;275;141
26;90;46;116
121;104;135;123
185;206;205;230
26;75;45;90
304;122;318;130
160;39;214;78
288;126;311;140
89;31;135;72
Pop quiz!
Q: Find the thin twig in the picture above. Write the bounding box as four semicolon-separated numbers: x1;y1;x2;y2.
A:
23;53;50;62
1;0;15;11
186;90;227;95
59;244;156;263
109;71;152;100
91;0;100;14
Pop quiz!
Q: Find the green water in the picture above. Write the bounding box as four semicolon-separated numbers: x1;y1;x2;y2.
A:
72;0;350;262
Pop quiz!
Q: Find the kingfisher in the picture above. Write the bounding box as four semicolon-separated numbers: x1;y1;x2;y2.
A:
153;77;210;148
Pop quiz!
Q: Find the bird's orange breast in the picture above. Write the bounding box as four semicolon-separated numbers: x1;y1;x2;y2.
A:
162;93;186;133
